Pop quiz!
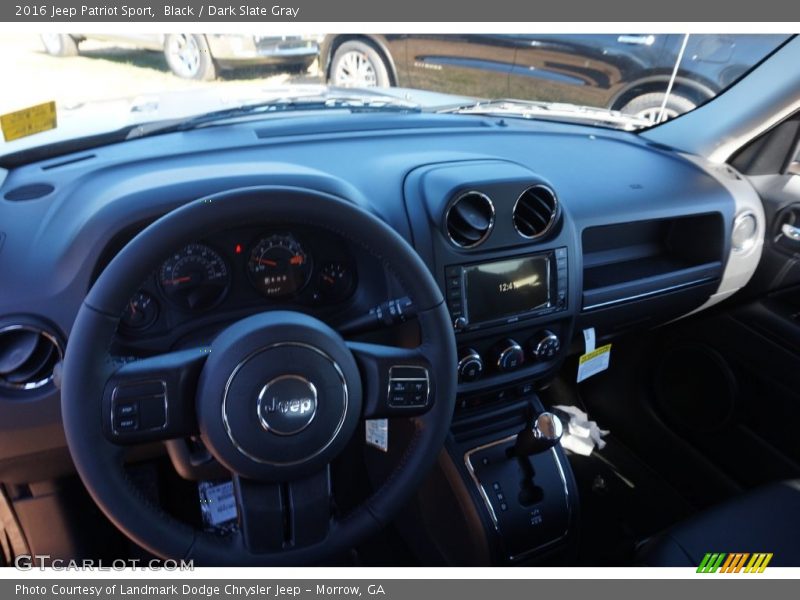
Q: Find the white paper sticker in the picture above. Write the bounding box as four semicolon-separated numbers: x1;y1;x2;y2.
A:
577;344;612;383
365;419;388;452
198;481;237;526
583;327;596;353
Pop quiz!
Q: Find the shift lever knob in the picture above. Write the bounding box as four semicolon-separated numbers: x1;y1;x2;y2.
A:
513;412;564;456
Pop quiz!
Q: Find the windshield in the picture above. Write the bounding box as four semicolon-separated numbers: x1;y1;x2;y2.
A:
0;33;791;155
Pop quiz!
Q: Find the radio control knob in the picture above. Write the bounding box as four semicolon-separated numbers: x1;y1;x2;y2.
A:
529;331;561;361
457;348;483;383
453;316;468;332
492;339;525;372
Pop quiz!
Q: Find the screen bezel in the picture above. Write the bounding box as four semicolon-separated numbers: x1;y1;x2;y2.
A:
462;251;556;328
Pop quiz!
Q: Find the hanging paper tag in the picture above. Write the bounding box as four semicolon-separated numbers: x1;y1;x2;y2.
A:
577;344;612;382
583;327;596;353
365;419;388;452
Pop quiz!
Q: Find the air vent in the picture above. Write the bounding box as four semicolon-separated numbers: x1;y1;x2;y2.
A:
4;183;54;201
445;191;495;248
0;325;63;391
513;185;559;239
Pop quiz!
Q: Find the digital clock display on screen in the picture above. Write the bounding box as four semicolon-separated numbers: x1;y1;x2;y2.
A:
464;256;551;324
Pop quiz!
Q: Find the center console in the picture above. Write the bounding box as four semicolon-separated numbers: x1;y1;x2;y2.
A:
401;159;581;564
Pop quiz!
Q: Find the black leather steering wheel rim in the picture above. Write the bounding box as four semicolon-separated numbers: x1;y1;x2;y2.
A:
61;186;457;565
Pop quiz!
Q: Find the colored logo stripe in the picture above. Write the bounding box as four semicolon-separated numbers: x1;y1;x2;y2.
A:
697;553;772;573
744;553;773;573
697;553;725;573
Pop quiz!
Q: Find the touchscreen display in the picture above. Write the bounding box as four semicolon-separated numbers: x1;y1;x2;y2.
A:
465;255;551;324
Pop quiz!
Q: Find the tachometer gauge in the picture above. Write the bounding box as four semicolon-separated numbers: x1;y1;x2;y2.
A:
158;243;230;312
247;234;312;298
120;291;159;331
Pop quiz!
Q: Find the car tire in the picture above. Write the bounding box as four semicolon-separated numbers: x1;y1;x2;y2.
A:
619;92;697;124
329;40;391;88
163;34;216;81
40;34;79;57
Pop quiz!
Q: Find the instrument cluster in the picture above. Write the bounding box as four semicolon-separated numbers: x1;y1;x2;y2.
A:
118;228;357;337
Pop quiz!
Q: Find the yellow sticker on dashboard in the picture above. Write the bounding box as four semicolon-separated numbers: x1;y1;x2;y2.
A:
0;101;57;142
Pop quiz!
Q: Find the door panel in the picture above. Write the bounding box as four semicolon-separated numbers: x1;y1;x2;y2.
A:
405;35;516;99
660;171;800;488
509;34;676;108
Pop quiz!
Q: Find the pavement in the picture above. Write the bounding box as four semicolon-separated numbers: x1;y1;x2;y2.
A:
1;33;323;115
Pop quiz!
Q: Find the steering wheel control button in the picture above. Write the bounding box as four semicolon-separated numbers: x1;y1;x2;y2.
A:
390;380;409;393
492;339;525;372
113;380;165;399
457;347;484;382
387;366;430;408
114;401;139;418
116;417;138;430
110;380;167;435
257;375;318;436
389;392;408;406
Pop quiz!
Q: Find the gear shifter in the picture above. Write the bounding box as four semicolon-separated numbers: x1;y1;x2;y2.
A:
512;411;564;457
464;405;574;557
509;411;565;507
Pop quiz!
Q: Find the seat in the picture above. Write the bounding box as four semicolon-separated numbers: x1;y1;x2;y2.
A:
639;479;800;567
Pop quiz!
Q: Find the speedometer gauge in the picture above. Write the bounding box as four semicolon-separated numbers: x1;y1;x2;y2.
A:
247;234;312;298
158;243;230;312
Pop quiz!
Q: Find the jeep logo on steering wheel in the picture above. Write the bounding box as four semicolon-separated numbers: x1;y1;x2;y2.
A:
257;375;318;436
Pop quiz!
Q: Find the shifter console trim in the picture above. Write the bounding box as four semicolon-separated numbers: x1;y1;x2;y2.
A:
464;434;571;561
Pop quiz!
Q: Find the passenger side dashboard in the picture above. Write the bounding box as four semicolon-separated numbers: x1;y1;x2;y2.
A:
403;154;742;408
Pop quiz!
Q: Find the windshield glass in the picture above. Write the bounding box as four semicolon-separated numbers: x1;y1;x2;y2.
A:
0;33;791;154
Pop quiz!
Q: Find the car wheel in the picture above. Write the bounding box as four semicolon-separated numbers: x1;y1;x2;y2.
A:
619;92;697;124
329;40;391;88
40;34;79;57
163;34;216;81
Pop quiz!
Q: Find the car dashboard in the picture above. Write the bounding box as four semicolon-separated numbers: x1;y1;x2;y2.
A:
0;110;765;563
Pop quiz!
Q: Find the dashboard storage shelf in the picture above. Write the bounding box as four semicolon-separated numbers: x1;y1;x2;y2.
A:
581;214;725;312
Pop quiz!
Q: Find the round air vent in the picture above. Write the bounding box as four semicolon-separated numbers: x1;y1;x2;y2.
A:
445;191;495;248
0;325;63;391
512;185;559;240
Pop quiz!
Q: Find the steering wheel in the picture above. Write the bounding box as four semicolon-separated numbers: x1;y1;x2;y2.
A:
61;186;457;565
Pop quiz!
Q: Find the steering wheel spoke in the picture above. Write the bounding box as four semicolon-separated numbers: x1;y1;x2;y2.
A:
101;347;207;444
347;341;434;419
234;467;333;554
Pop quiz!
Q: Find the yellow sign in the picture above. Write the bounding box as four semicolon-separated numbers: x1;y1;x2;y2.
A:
579;344;612;364
576;343;612;382
0;101;57;142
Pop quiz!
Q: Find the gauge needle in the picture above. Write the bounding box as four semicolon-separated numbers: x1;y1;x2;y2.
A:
322;275;335;284
128;301;136;315
163;276;192;285
256;258;278;267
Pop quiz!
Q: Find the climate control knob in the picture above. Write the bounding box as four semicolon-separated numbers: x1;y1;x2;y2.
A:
453;316;468;332
491;339;525;372
457;348;484;383
529;330;561;361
